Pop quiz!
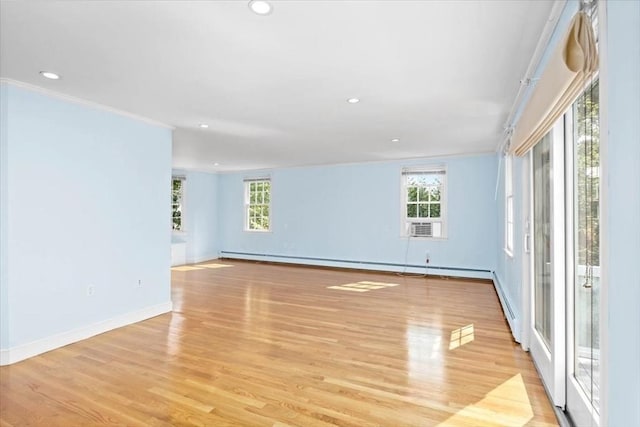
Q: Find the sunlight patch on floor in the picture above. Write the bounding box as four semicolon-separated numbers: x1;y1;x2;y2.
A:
328;281;399;293
198;263;234;269
171;265;204;272
436;373;534;427
449;324;474;350
327;285;369;292
171;263;234;272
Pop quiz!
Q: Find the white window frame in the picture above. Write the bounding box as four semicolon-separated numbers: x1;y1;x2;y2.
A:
244;177;271;232
172;176;186;233
505;155;515;256
400;166;447;239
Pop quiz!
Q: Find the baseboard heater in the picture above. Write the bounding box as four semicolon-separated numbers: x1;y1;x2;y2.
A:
491;272;515;320
219;251;491;275
491;271;521;343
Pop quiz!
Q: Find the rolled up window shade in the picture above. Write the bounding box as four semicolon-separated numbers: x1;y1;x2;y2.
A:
511;11;598;156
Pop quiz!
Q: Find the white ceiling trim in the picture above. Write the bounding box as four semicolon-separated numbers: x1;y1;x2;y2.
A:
0;78;175;130
498;0;568;154
212;149;497;176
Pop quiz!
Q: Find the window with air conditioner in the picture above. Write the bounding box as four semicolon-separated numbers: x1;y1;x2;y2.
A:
401;167;446;238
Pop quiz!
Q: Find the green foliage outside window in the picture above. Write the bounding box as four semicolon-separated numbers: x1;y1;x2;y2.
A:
247;180;270;230
575;80;599;267
406;176;442;219
172;178;183;231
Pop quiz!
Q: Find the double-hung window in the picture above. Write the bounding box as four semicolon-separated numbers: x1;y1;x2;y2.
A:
401;167;446;238
504;155;514;256
244;178;271;231
172;176;185;231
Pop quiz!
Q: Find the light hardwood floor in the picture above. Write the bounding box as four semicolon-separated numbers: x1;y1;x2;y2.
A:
0;260;558;426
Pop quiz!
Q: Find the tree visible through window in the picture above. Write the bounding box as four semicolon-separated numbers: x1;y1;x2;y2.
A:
245;179;271;231
402;168;446;237
172;177;184;231
573;78;600;410
406;177;441;218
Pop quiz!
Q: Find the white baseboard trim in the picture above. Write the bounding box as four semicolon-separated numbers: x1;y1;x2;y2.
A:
492;272;521;343
187;253;219;264
219;252;493;280
0;301;173;366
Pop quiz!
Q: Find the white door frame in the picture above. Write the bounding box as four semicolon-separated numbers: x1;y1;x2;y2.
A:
521;155;531;352
527;120;567;409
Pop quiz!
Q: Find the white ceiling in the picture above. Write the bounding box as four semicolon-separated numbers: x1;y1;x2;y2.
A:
0;0;555;172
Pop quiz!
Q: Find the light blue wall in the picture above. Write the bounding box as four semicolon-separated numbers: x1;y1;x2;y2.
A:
1;83;172;349
218;154;498;278
172;169;219;263
604;1;640;425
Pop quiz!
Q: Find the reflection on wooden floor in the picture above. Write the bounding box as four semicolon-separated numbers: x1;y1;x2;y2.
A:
172;262;233;272
0;260;558;426
327;280;399;293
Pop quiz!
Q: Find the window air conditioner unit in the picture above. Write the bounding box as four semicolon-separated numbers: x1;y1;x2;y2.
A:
410;222;433;237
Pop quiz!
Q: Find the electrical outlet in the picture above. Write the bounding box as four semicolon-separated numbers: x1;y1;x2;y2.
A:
87;284;95;296
425;252;431;264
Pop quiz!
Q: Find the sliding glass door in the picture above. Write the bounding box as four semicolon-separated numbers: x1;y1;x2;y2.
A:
529;120;566;407
566;79;601;426
525;80;601;423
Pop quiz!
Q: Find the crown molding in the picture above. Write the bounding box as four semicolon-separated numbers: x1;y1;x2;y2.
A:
0;78;175;130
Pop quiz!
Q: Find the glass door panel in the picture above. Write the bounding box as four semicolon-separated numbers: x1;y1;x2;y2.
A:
533;134;552;349
567;79;600;426
528;120;566;408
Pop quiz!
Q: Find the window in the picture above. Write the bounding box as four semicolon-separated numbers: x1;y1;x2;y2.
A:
572;78;600;412
172;176;185;231
401;167;446;238
244;178;271;231
505;155;514;256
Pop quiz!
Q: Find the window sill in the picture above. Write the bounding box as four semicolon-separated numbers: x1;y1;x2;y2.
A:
401;235;448;240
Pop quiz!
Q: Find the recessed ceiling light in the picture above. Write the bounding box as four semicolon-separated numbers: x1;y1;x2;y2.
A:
391;138;400;143
213;162;220;166
40;71;60;80
199;124;209;129
347;98;360;104
248;0;273;15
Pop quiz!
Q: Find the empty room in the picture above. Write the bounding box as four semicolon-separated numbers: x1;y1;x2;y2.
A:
0;0;638;426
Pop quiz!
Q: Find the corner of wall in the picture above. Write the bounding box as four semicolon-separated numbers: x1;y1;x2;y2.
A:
0;82;10;351
0;301;172;366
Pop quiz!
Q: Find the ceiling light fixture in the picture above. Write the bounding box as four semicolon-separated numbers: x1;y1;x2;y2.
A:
347;98;360;104
199;124;209;128
213;162;220;166
40;71;60;80
248;0;273;15
391;138;400;142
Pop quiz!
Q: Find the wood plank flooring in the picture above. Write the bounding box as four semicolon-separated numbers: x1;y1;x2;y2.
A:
0;260;558;426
